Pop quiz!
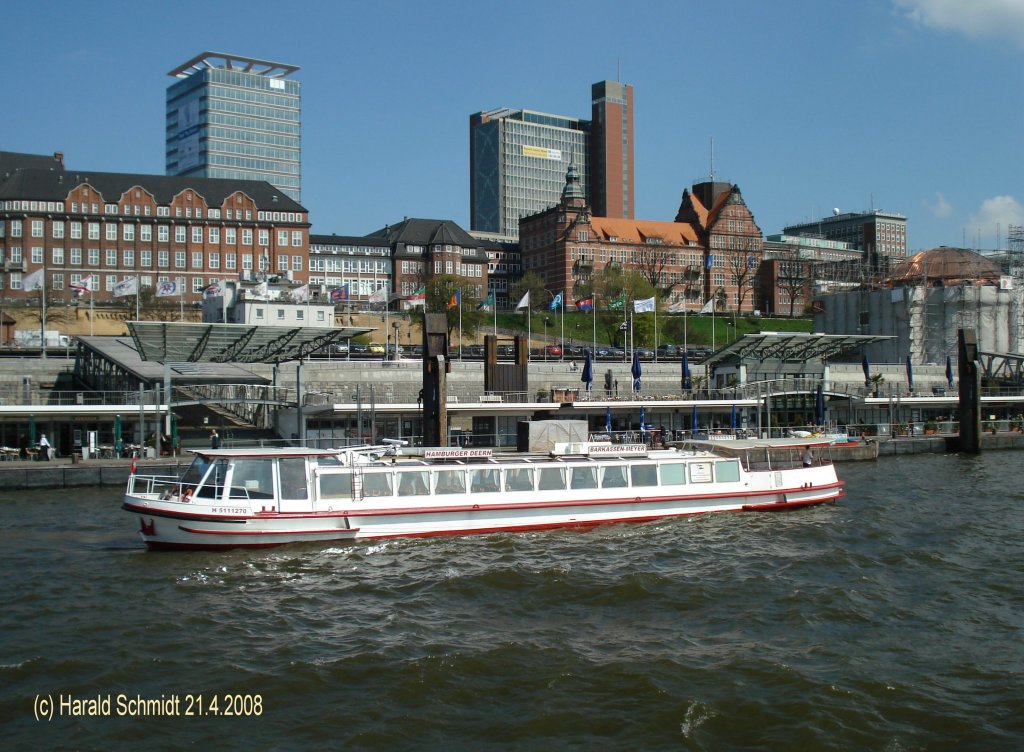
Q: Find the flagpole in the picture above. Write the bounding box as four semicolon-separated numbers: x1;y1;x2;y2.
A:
592;294;597;359
89;284;94;336
458;290;463;363
178;281;183;322
654;301;659;363
561;290;569;364
135;275;140;321
40;264;47;360
492;293;496;338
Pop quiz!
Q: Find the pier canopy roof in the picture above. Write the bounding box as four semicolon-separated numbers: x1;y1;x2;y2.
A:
127;322;372;364
703;333;894;366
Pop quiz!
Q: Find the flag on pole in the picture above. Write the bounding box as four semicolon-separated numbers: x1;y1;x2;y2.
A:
699;298;715;314
330;285;350;303
548;291;562;311
705;255;715;270
292;283;310;303
368;286;388;304
249;280;269;300
23;268;45;291
202;280;221;298
447;290;461;309
156;280;179;297
574;297;594;312
633;296;656;313
515;290;530;311
477;291;495;311
407;287;426;307
608;293;625;310
113;277;139;298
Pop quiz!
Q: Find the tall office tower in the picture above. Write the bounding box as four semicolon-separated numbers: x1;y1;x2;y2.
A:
590;80;634;219
469;80;634;239
166;52;301;201
469;108;590;239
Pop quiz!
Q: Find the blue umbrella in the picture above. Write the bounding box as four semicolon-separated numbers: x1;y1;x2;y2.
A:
681;353;692;391
691;404;699;432
605;405;612;434
862;354;871;389
730;403;737;429
640;406;647;434
631;350;642;392
581;349;593;392
815;383;825;426
946;355;954;388
905;355;914;392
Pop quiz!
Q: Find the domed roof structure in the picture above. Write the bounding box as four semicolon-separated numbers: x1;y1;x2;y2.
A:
887;246;1002;287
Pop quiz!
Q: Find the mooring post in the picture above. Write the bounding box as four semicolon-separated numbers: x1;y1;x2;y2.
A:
422;313;449;448
957;328;980;453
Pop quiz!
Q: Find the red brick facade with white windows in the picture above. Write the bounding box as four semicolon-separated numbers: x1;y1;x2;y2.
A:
519;168;764;314
0;151;309;304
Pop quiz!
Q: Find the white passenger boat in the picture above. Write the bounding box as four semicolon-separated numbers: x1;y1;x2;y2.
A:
122;439;845;550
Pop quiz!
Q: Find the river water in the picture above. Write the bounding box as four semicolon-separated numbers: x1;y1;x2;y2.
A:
1;453;1022;751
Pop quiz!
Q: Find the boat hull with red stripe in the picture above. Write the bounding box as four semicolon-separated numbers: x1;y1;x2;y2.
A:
122;441;844;550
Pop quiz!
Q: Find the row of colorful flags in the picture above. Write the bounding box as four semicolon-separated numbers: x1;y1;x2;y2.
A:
20;272;714;313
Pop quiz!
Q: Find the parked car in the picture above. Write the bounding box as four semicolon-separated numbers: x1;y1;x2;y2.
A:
368;343;385;354
544;345;563;357
350;343;369;354
656;344;678;357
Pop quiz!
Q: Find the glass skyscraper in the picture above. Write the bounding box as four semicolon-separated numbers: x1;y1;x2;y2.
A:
470;108;590;239
166;52;301;201
470;80;634;239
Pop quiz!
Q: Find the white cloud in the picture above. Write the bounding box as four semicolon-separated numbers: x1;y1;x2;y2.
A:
967;195;1024;239
895;0;1024;47
927;192;953;219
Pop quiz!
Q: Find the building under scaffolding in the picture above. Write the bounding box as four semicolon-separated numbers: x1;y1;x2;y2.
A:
813;246;1024;364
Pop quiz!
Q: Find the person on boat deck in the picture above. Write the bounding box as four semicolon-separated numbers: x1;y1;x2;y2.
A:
803;447;813;466
38;433;51;460
210;429;221;449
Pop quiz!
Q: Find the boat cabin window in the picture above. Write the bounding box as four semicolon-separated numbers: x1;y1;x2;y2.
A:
363;472;393;497
181;456;211;487
538;467;566;491
279;458;308;500
601;465;628;489
469;468;500;493
195;459;229;499
397;470;431;496
230;458;275;499
319;472;352;499
570;466;598;490
504;468;534;492
660;463;686;486
434;469;465;495
715;460;741;483
630;465;658;487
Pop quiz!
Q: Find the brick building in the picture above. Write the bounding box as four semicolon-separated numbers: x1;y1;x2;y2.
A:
0;151;309;304
519;167;764;314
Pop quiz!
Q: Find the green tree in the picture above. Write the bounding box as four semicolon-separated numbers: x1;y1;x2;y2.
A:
408;275;484;342
510;271;546;314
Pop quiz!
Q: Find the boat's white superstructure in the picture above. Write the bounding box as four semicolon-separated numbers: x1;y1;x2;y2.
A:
122;440;844;550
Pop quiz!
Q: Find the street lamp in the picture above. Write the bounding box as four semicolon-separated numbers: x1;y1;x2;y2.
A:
392;321;401;360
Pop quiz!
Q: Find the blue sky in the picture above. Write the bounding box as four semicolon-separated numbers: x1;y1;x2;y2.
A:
3;0;1022;251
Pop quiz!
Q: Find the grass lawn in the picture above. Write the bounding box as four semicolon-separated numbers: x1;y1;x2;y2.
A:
494;311;812;348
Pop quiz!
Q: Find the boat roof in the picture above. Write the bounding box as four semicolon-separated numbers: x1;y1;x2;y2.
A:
685;437;834;451
190;447;348;459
